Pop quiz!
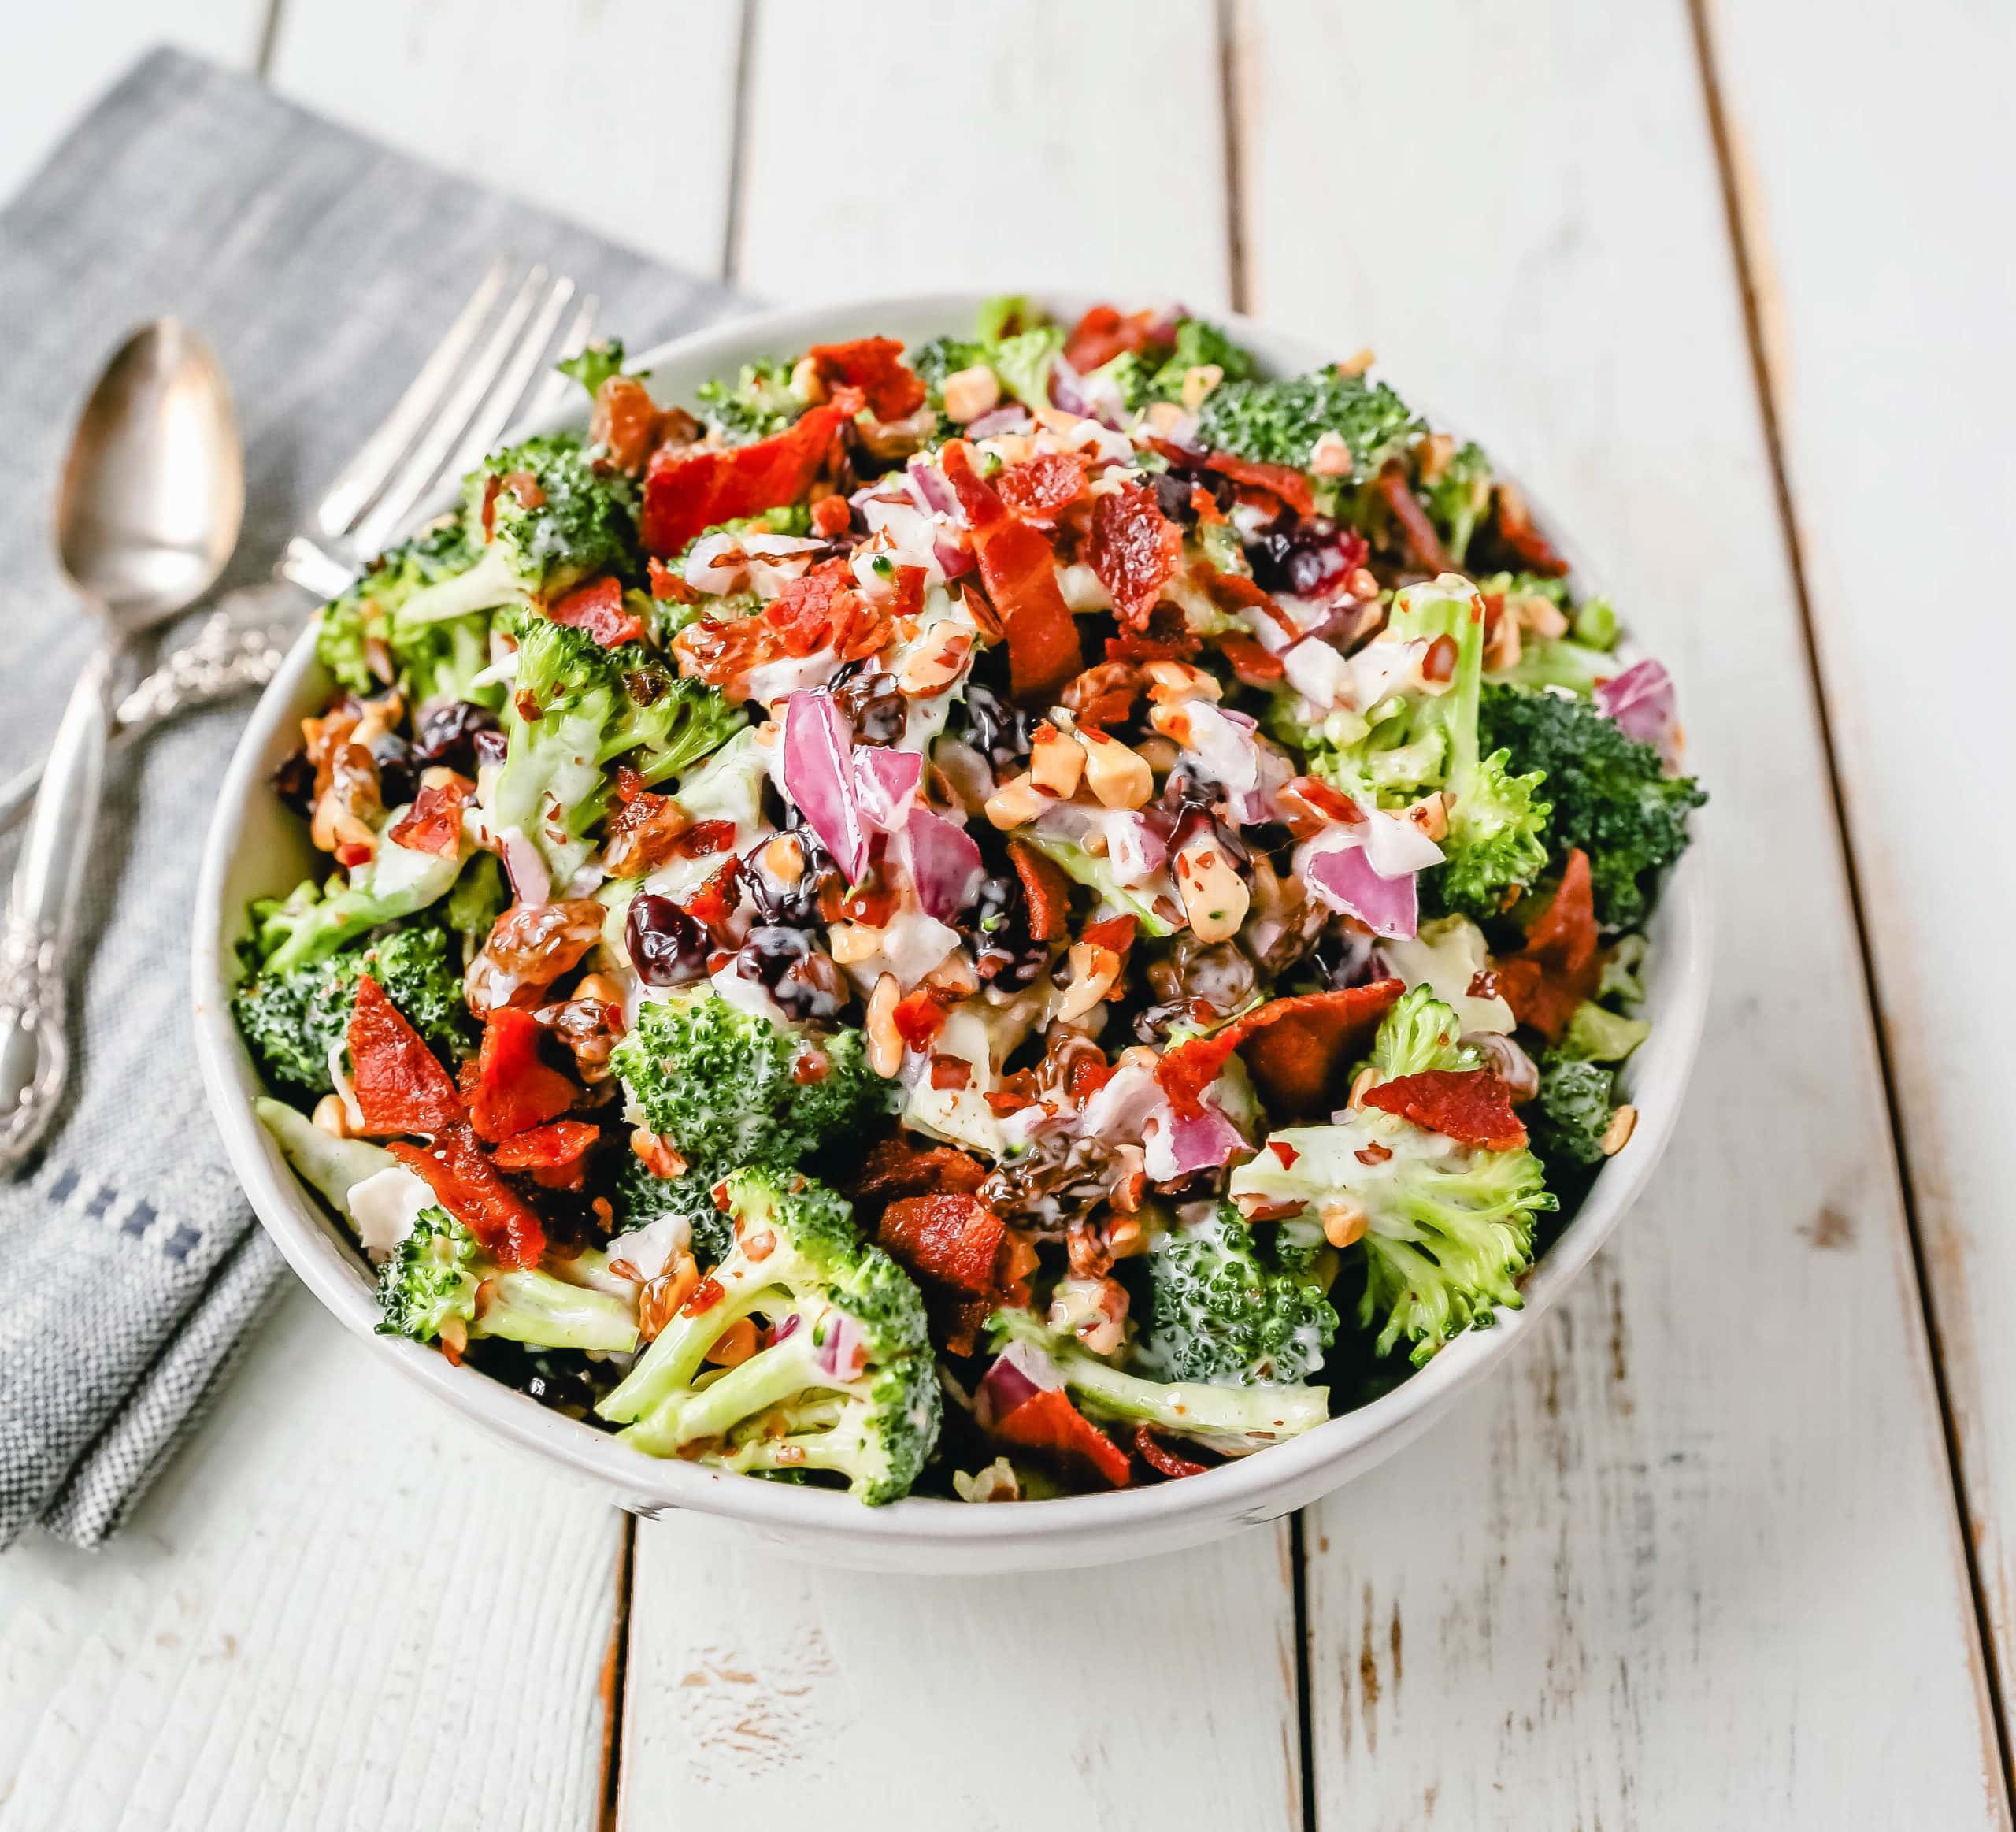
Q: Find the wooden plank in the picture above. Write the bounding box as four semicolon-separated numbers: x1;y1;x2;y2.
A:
615;11;1300;1826
1700;0;2016;1741
0;1288;623;1831
1232;0;2010;1823
2;6;269;206
731;0;1232;310
267;0;744;269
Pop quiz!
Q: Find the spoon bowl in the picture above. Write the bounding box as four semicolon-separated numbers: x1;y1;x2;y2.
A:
56;321;243;624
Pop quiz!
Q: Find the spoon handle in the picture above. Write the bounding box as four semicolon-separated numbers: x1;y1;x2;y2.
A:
0;640;120;1169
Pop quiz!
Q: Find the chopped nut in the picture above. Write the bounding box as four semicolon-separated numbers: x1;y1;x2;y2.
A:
1048;1274;1129;1356
762;833;806;884
1415;431;1455;484
631;1126;687;1180
1336;347;1375;377
573;972;624;1007
940;364;1002;424
828;920;883;966
1029;723;1086;798
1600;1104;1639;1156
1180;363;1224;410
1143;401;1188;436
1142;659;1222;703
1512;592;1569;640
1310;429;1355;477
312;1093;351;1140
1484;605;1522;673
866;973;904;1078
1175;840;1251;945
925;955;981;999
1080;729;1154;810
1348;1066;1376;1108
984;771;1047;830
1056;941;1122;1023
789;353;827;404
1408;792;1450;843
1321;1200;1369;1248
896;622;975;695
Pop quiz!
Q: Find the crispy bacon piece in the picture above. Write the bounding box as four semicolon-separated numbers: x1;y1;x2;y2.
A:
1362;1068;1527;1151
940;441;1082;704
1006;838;1073;944
1377;464;1453;573
891;987;952;1050
1062;303;1154;374
1494;848;1600;1042
1214;632;1284;686
647;556;696;603
390;1123;546;1268
603;788;692;879
1158;980;1405;1121
674;556;890;695
547;577;646;648
990;1388;1131;1489
854;1137;989;1203
386;776;469;858
639;390;858;557
1134;1425;1211;1480
490;1118;601;1170
810;493;853;539
996;451;1088;522
591;374;661;474
878;1192;1005;1296
348;976;464;1136
1105;603;1202;664
1060;659;1141;731
1081;913;1137;957
467;1007;578;1141
1493;480;1568;577
1088;480;1182;631
1201;452;1317;518
806;336;925;421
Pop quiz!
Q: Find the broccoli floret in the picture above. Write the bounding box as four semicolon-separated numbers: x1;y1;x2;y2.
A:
378;1205;639;1355
695;358;806;443
908;301;1063;419
232;917;477;1096
1099;317;1257;410
1558;999;1650;1063
491;614;743;884
317;519;487;702
557;336;629;399
1527;1054;1617;1170
607;1152;732;1266
1132;1204;1337;1385
1020;833;1177;937
395;433;641;626
1419;440;1493;569
598;1169;939;1502
1477;684;1705;929
610;991;891;1181
1193;365;1421;503
255;1096;396;1221
1229;988;1557;1366
987;1307;1330;1455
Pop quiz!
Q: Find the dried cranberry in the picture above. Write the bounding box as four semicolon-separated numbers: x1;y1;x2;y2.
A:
960;684;1032;772
625;893;710;988
415;700;502;774
967;873;1047;988
271;748;315;816
1247;516;1367;599
472;726;508;768
369;732;417;810
734;925;845;1022
832;666;908;747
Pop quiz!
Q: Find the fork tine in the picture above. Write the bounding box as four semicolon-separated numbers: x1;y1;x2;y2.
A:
438;275;576;485
348;265;550;558
521;293;599;428
314;255;510;543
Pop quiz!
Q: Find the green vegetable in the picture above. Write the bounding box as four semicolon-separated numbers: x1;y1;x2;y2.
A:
1230;989;1557;1365
610;991;890;1181
1419;440;1493;568
987;1307;1330;1455
1477;683;1705;928
248;811;470;976
907;299;1063;420
254;1097;395;1219
607;1152;732;1266
598;1169;939;1503
1192;364;1421;499
1132;1203;1337;1385
378;1206;639;1353
232;918;479;1097
315;518;489;704
1021;833;1177;936
1101;316;1258;410
557;336;629;399
1558;1000;1650;1063
695;358;806;443
1527;1054;1618;1169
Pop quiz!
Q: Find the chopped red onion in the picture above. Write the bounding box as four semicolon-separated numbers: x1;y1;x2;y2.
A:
1595;658;1680;764
974;1337;1063;1428
817;1311;869;1383
906;456;960;518
933;534;976;580
902;807;984;919
965;404;1032;439
499;829;550;909
1164;1103;1247;1174
854;746;922;832
772;1311;802;1345
1303;839;1419;940
1047;358;1090;418
782;691;869;881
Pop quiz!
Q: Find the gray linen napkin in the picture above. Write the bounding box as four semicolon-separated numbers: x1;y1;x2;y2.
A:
0;47;736;1548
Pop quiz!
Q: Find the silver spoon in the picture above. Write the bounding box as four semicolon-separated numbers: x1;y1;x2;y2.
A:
0;321;244;1169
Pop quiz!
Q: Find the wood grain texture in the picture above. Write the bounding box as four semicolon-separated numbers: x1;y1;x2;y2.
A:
2;5;269;206
1700;0;2016;1745
0;1289;622;1832
732;0;1232;311
614;14;1300;1826
266;0;744;268
1234;0;2010;1823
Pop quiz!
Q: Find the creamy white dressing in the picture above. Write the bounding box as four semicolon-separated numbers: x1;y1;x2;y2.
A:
346;1165;435;1263
606;1212;690;1281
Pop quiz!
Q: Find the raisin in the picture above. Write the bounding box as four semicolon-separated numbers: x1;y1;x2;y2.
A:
624;893;710;988
415;700;502;774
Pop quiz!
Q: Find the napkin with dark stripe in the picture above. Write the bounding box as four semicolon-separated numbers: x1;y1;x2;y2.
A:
0;46;735;1548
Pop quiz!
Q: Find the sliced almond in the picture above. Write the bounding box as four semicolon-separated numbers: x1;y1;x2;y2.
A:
1080;729;1154;810
1029;724;1086;798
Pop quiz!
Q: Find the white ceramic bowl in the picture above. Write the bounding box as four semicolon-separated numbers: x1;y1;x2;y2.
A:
193;293;1710;1573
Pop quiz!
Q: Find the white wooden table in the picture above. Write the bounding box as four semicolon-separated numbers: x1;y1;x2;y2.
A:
6;4;2013;1826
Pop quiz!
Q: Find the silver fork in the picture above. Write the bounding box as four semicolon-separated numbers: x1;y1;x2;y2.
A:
0;257;597;831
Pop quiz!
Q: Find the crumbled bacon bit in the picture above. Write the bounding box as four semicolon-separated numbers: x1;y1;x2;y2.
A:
467;1007;578;1141
1467;969;1502;999
929;1055;971;1091
591;375;660;474
1088;480;1182;631
681;1275;725;1318
500;469;545;510
389;1123;545;1267
939;441;1081;704
1269;1138;1301;1169
1062;303;1155;374
1158;981;1405;1121
1354;1141;1393;1166
639;391;858;556
1215;632;1285;686
1134;1426;1211;1481
878;1192;1003;1296
548;577;645;648
891;987;953;1050
805;336;925;421
1378;463;1453;573
1423;633;1458;683
647;556;696;603
1362;1068;1528;1151
349;975;463;1135
996;451;1088;523
387;777;469;859
810;494;852;538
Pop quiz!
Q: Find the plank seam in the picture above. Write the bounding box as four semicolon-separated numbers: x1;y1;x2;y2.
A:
601;1511;637;1832
1217;0;1250;312
1684;0;2016;1805
1289;1511;1317;1832
254;0;286;80
721;0;758;285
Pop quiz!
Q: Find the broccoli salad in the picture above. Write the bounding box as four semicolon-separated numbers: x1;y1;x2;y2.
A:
236;298;1702;1505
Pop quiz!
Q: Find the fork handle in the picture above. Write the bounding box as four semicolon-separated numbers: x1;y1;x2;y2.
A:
0;637;123;1170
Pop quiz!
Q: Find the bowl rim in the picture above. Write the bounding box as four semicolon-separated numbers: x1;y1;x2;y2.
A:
192;289;1712;1548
